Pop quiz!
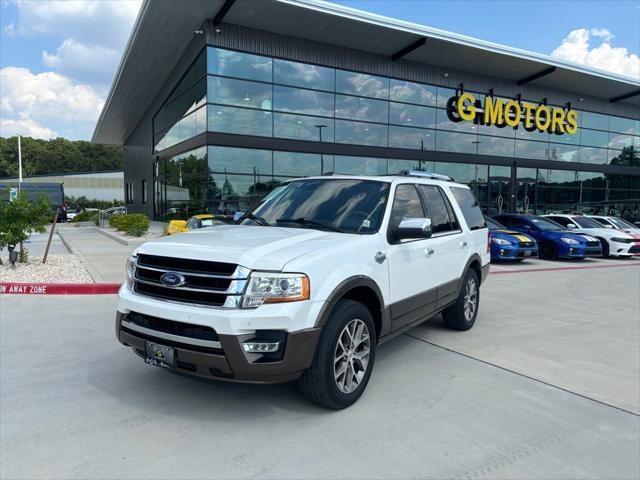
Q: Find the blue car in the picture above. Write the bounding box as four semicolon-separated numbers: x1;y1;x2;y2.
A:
493;214;602;259
486;217;538;261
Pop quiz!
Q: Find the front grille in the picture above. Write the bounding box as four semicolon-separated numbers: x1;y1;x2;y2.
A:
133;254;247;307
586;240;601;247
127;311;218;341
629;245;640;254
518;241;535;247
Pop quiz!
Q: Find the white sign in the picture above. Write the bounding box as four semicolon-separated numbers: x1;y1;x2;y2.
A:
9;187;17;202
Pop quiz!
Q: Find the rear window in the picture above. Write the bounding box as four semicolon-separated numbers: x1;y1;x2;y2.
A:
450;187;486;231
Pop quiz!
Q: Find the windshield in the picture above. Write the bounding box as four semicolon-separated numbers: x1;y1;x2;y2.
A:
241;179;390;234
573;217;602;228
609;217;637;229
530;217;565;231
201;219;220;227
485;217;506;230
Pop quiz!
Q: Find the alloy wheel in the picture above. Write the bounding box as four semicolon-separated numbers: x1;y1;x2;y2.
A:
463;277;478;321
334;319;371;394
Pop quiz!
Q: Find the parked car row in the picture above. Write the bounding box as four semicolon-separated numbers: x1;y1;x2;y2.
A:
487;213;640;261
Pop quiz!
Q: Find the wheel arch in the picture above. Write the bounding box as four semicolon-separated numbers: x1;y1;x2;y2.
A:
314;276;388;340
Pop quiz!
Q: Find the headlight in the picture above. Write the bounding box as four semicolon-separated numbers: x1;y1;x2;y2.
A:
242;272;310;308
611;237;633;243
492;237;512;245
125;255;137;287
560;237;580;245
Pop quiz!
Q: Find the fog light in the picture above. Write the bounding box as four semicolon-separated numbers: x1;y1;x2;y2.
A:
242;342;280;353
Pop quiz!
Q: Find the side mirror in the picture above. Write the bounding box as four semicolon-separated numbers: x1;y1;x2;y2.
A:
393;217;433;241
169;220;187;229
567;223;576;229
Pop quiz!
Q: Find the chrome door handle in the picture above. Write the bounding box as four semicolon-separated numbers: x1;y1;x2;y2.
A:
425;248;435;257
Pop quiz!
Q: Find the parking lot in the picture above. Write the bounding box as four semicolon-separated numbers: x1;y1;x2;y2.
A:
1;258;639;479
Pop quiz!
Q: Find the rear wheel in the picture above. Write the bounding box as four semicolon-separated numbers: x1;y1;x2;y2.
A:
299;300;376;409
539;241;557;259
442;269;480;331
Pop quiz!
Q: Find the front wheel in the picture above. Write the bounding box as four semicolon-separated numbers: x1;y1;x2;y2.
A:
442;269;480;331
299;300;376;409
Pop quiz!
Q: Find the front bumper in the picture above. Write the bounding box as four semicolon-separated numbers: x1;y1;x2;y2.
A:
560;246;602;258
116;311;321;383
491;244;538;260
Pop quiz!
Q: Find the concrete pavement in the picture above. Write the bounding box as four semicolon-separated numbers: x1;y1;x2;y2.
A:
1;261;639;479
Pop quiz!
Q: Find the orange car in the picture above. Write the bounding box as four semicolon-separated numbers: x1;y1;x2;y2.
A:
165;214;224;235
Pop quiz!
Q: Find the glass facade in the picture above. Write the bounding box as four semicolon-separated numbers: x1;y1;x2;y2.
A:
151;46;640;222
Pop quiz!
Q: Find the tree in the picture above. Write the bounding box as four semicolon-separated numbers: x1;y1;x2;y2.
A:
0;189;52;264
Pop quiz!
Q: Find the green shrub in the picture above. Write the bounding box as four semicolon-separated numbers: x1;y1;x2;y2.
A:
109;214;149;237
72;211;99;224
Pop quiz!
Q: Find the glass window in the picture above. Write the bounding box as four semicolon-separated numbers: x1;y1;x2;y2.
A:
207;47;272;82
208;173;276;215
389;184;425;233
636;120;640;135
515;139;548;160
141;180;148;204
580;129;609;148
608;148;639;166
335;120;388;147
389;79;437;106
609;116;635;134
477;135;514;157
635;136;640;149
449;186;486;231
434;162;480;184
273;59;335;91
580;111;609;131
274;151;329;177
389;103;436;128
579;147;608;165
389;126;435;151
208;146;272;175
551;128;580;145
208;105;272;137
273;86;333;116
274;114;335;142
165;50;206;105
516;128;549;142
388;159;435;174
436;131;478;154
334;155;387;175
436;87;456;108
165;147;208;180
549;144;579;162
248;178;390;234
479;123;516;138
208;76;272;110
436;108;479;133
608;132;634;150
336;70;389;99
418;185;456;233
335;95;388;122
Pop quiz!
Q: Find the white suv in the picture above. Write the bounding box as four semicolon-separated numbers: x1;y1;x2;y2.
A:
116;172;491;408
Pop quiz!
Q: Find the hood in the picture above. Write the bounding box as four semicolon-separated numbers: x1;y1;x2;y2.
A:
134;225;345;270
493;230;535;243
544;230;593;242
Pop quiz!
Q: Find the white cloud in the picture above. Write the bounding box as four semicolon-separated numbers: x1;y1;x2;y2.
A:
0;67;104;140
551;28;640;80
43;39;121;86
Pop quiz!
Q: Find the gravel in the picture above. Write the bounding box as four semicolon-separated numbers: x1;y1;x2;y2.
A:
0;254;94;284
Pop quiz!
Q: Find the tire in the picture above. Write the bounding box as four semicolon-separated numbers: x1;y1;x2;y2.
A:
442;269;480;331
299;300;376;409
597;238;609;258
539;241;557;259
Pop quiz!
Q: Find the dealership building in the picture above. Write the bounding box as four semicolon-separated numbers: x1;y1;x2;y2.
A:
92;0;640;221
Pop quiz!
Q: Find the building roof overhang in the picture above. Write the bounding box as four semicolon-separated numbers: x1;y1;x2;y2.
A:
92;0;640;144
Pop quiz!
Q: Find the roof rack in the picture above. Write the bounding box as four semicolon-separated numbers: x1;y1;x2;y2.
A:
395;170;455;182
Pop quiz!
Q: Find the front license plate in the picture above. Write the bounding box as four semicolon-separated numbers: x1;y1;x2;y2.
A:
523;250;532;257
145;341;175;368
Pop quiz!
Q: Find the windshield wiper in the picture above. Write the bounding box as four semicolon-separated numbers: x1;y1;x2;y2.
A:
276;217;344;233
238;212;270;226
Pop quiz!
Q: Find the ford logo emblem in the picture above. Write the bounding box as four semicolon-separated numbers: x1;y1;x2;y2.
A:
160;272;186;287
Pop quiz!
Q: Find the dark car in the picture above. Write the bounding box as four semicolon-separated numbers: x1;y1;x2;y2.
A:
0;182;67;222
493;214;602;259
486;216;538;261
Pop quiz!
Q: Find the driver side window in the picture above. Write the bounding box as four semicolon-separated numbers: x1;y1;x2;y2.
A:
388;184;425;234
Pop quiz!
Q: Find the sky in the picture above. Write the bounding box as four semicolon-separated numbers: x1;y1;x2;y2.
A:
0;0;639;142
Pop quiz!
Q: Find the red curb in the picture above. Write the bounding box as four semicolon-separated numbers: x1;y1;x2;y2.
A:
0;283;121;295
489;263;640;275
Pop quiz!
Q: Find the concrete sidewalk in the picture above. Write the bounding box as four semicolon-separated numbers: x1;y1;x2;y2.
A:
57;226;142;283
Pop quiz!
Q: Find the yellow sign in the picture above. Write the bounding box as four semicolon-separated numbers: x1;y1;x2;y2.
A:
447;93;577;135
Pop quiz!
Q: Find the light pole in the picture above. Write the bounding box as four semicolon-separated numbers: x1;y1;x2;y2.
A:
17;134;23;192
315;124;327;174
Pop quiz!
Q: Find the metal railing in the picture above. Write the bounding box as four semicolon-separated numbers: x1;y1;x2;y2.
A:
98;206;127;228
